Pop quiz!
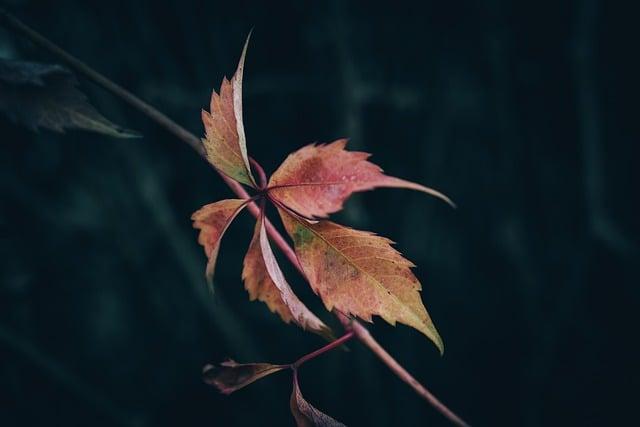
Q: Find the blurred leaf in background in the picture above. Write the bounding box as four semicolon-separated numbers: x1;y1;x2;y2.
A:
0;59;138;138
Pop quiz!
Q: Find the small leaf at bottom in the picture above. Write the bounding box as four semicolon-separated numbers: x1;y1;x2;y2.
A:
202;359;287;394
290;371;346;427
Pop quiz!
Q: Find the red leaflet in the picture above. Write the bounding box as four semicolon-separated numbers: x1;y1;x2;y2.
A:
267;139;454;219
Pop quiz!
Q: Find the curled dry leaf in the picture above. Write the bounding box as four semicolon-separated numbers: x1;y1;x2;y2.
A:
0;59;139;138
242;216;333;340
201;35;256;187
290;371;346;427
203;359;287;395
278;208;443;353
268;139;454;219
192;198;248;288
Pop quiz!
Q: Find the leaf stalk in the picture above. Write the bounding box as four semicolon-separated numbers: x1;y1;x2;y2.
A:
292;331;354;369
249;157;268;190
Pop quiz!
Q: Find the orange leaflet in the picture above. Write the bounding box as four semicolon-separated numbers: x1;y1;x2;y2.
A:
267;139;454;219
201;35;256;187
278;207;443;353
243;216;333;339
191;198;248;289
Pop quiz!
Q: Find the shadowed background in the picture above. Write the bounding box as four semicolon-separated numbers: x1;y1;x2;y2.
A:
1;0;638;426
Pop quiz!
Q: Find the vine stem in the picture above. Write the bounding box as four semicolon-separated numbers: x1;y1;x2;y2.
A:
0;9;469;427
340;316;470;427
293;331;354;369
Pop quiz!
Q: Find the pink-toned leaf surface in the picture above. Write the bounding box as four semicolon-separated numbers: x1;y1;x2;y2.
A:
203;359;286;395
192;198;248;287
279;207;443;353
243;216;333;340
267;139;453;219
201;35;255;187
290;371;346;427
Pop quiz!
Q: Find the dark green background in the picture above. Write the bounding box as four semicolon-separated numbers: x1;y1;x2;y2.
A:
1;1;638;426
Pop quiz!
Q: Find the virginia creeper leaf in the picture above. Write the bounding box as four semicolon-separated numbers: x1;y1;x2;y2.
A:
267;139;454;219
0;59;139;138
192;199;248;289
278;208;444;353
290;372;346;427
242;216;333;339
203;359;286;394
201;35;256;187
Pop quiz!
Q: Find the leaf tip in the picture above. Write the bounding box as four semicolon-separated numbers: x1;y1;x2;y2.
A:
317;325;337;342
417;185;457;209
427;325;445;355
109;126;142;139
205;259;216;294
237;30;252;72
443;195;457;210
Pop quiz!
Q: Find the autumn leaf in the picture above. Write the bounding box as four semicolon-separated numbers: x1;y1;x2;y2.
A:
201;35;256;187
192;198;249;288
0;59;138;138
203;359;287;394
242;215;333;340
278;207;444;353
290;371;346;427
267;139;454;219
191;35;449;349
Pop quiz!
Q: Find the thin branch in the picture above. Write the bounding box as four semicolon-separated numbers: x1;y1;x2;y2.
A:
0;9;469;427
338;314;470;427
293;331;354;369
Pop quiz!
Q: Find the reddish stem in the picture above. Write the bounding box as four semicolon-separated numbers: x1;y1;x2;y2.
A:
0;10;470;427
339;315;470;427
292;331;354;369
249;157;267;190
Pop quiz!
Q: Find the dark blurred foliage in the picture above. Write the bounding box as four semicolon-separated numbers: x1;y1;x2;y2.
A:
1;0;638;426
